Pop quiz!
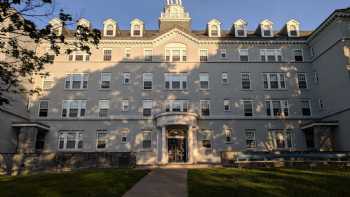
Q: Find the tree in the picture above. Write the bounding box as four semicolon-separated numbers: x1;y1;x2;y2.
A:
0;0;101;105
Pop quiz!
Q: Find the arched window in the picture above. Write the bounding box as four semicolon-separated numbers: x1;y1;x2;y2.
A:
262;24;272;37
105;24;114;36
211;25;219;37
289;25;298;36
133;24;141;36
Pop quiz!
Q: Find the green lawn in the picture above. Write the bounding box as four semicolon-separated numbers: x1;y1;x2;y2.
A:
188;168;350;197
0;169;148;197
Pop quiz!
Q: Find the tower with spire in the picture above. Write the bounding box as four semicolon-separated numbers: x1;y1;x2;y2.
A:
159;0;191;32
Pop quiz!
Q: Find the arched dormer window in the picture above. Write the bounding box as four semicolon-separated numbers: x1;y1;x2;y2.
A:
49;18;63;36
287;20;300;37
165;43;187;62
103;19;117;37
131;19;144;37
260;20;273;37
77;18;91;29
233;19;247;37
106;25;114;36
208;19;221;37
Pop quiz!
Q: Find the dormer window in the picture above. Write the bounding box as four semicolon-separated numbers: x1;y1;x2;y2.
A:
260;20;273;37
77;18;91;29
287;20;300;37
106;25;114;36
131;19;144;37
236;25;246;37
233;19;247;37
208;19;221;37
103;19;117;37
49;18;63;36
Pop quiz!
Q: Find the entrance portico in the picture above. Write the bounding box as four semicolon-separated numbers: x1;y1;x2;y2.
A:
155;112;199;165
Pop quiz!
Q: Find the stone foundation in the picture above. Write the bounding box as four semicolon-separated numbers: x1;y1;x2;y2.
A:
0;152;136;176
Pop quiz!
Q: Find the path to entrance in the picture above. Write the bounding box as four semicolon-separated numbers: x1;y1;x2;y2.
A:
123;169;188;197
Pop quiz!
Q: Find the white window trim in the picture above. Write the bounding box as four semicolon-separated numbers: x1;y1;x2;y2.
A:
68;52;90;62
224;99;231;112
143;73;153;90
235;25;247;37
165;100;189;113
100;72;112;89
200;100;210;116
242;100;254;116
270;130;294;150
297;72;308;89
200;129;213;150
263;73;287;90
131;23;143;37
98;100;110;118
261;23;273;37
301;100;312;116
266;100;289;117
245;129;257;149
165;48;187;62
103;48;113;61
241;72;251;90
199;49;209;62
58;131;83;151
239;49;249;62
144;49;153;61
293;49;304;62
164;73;188;90
121;99;129;112
64;73;89;90
38;100;49;117
42;75;54;90
104;23;116;37
142;131;152;150
62;100;87;118
260;49;282;62
96;131;108;150
224;128;233;143
199;73;210;90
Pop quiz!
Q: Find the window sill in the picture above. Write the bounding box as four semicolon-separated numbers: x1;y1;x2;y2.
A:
263;89;288;91
240;88;254;91
98;88;112;91
64;89;88;91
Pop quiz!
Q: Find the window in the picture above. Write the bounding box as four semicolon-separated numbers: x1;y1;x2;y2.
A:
165;100;189;112
96;131;108;149
297;72;308;89
62;100;87;118
200;100;210;116
263;73;286;89
294;49;303;62
261;24;273;37
144;49;153;62
64;73;88;90
235;23;246;37
313;71;319;84
165;48;187;62
200;130;212;149
221;73;229;84
301;100;311;116
100;72;112;89
319;99;324;110
224;129;232;143
220;49;227;59
133;24;141;36
239;49;249;62
224;99;231;112
105;24;114;36
142;131;152;149
121;100;129;112
241;73;251;89
200;49;208;62
245;130;256;148
266;100;289;117
121;131;128;143
38;100;49;117
211;25;219;37
143;100;153;116
143;73;153;90
199;73;209;90
123;72;131;85
270;130;293;149
260;49;282;62
165;73;188;90
68;52;90;62
58;131;83;150
288;24;298;37
243;100;253;116
103;49;112;61
98;100;110;117
124;48;131;59
42;75;54;90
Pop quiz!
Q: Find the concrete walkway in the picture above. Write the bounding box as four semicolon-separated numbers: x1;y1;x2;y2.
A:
123;169;188;197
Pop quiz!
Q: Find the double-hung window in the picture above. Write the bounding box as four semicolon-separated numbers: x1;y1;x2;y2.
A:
142;131;152;149
165;73;188;90
123;72;131;85
65;73;88;90
245;129;257;148
199;73;209;90
144;49;153;62
266;100;289;117
103;49;112;61
143;73;153;90
263;73;286;89
200;49;208;62
100;72;112;89
58;131;83;150
224;129;232;143
38;100;49;117
301;100;312;116
200;130;212;149
98;100;110;117
121;100;129;112
294;49;303;62
42;75;54;90
270;130;294;150
96;131;108;150
143;100;153;116
62;100;87;118
297;72;308;89
260;49;282;62
243;100;253;116
239;49;249;62
200;100;210;116
221;72;229;84
68;52;90;62
165;100;189;112
241;72;251;89
224;99;231;112
165;48;187;62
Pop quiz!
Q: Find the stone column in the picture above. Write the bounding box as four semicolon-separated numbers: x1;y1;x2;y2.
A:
188;125;193;163
17;127;38;153
160;126;168;164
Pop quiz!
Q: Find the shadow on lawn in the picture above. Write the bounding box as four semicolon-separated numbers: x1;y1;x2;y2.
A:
188;168;350;197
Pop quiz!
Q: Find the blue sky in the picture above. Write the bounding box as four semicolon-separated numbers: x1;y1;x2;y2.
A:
47;0;349;31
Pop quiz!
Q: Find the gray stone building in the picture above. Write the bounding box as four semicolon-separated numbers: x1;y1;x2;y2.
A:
1;1;350;165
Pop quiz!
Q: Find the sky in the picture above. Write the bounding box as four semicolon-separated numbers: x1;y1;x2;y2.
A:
41;0;350;31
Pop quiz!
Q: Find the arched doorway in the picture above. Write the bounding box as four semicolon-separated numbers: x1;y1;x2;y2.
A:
167;126;187;163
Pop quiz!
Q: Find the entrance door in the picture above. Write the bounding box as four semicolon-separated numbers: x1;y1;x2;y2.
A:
167;127;187;163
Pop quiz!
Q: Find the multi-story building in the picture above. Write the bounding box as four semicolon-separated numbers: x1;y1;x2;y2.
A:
1;1;350;165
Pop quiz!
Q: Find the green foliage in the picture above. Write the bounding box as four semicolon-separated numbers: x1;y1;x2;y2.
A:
0;0;101;105
188;168;350;197
0;169;148;197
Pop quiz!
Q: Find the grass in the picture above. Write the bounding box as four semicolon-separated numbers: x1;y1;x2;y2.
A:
0;168;148;197
188;167;350;197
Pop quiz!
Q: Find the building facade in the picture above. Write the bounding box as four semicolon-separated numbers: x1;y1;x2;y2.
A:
1;1;350;165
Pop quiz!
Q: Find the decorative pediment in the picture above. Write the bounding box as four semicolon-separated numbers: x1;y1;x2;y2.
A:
153;28;199;46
